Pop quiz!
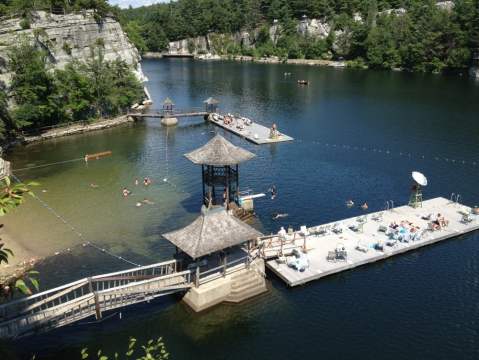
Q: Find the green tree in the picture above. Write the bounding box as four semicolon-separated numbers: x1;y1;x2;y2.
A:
0;176;40;299
8;41;61;130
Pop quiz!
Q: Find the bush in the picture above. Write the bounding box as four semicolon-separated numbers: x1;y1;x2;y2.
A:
19;19;30;29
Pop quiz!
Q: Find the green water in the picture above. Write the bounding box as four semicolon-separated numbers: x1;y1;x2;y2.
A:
2;59;479;359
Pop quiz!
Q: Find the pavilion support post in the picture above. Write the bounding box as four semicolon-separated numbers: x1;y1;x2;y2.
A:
225;166;230;209
195;266;200;288
202;166;206;206
223;253;227;277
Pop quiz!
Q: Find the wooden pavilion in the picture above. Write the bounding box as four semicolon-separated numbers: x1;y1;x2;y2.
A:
162;97;174;115
203;97;220;113
185;134;255;208
163;206;262;287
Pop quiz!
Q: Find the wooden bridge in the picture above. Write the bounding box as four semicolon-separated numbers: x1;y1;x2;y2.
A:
0;260;192;339
130;109;209;119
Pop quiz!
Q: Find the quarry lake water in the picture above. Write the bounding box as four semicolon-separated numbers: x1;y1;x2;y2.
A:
2;58;479;359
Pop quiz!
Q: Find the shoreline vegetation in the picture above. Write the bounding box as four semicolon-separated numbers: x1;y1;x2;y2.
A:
122;0;479;77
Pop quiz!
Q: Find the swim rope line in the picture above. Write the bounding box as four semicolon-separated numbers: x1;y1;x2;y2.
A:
11;173;142;268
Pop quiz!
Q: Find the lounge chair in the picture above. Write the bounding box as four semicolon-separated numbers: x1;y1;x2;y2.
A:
461;214;473;224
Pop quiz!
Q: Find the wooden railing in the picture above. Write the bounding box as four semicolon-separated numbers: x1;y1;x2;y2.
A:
197;256;249;286
0;260;191;339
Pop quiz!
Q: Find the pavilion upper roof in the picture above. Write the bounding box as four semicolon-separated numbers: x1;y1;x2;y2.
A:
184;135;255;166
163;97;174;105
162;206;262;259
204;97;220;105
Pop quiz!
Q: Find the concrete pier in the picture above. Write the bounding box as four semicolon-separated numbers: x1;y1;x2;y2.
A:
209;113;293;145
264;197;479;287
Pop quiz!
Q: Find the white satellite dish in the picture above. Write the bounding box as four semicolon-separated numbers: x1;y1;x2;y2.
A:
412;171;428;186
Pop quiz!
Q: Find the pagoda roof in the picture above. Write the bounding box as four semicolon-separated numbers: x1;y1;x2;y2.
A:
185;135;255;166
162;206;262;259
163;97;174;105
204;97;220;105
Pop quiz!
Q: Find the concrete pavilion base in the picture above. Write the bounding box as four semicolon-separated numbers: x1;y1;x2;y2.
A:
182;258;267;312
161;117;178;126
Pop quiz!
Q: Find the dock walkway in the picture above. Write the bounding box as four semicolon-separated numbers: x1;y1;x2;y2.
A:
264;197;479;286
209;113;293;145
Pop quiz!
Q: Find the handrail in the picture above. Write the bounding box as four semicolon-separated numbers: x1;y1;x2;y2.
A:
0;260;178;311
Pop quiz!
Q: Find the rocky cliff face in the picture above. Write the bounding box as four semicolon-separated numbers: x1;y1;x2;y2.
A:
0;11;146;87
168;18;333;56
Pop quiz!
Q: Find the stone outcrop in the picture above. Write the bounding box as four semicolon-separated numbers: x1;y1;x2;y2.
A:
0;10;146;87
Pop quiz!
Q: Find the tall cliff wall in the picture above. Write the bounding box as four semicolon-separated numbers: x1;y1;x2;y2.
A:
0;11;146;87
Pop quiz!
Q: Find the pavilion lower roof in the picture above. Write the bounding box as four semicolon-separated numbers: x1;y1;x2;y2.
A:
162;207;262;259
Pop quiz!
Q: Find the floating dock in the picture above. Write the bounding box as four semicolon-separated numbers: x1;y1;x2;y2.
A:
264;197;479;286
209;114;293;145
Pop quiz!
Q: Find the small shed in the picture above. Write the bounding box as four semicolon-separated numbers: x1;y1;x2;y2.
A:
204;97;220;113
185;134;255;207
163;206;262;286
162;97;175;113
163;206;262;260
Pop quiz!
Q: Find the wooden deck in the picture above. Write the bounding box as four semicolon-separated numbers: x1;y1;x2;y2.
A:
209;114;293;145
264;197;479;286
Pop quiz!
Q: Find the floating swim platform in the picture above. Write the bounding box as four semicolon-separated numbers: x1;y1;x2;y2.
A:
263;197;479;287
209;113;293;145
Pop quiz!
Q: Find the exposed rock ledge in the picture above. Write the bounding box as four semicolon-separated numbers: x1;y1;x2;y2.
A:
21;115;135;144
0;11;146;87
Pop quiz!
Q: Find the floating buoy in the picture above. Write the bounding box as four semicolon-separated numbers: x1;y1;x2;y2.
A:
84;151;112;162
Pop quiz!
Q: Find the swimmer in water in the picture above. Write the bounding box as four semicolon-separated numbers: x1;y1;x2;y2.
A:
272;213;288;220
143;177;152;186
122;188;131;197
270;185;277;200
136;202;142;207
135;178;139;186
90;183;99;188
346;200;354;208
142;198;155;205
361;202;368;210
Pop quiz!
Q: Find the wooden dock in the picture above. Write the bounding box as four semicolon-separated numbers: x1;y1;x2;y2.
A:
263;197;479;286
130;111;208;119
209;114;293;145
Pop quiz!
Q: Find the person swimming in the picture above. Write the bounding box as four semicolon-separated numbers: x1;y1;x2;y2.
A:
135;178;139;186
361;202;369;210
272;213;288;220
143;177;152;186
136;202;142;207
142;198;155;205
122;188;131;197
270;185;277;200
90;183;99;188
346;200;354;208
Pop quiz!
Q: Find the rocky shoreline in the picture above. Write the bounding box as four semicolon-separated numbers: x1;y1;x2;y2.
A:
20;115;136;144
143;52;348;68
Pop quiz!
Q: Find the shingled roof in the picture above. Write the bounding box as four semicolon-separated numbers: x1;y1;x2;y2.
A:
162;206;262;259
184;135;255;166
204;97;220;105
